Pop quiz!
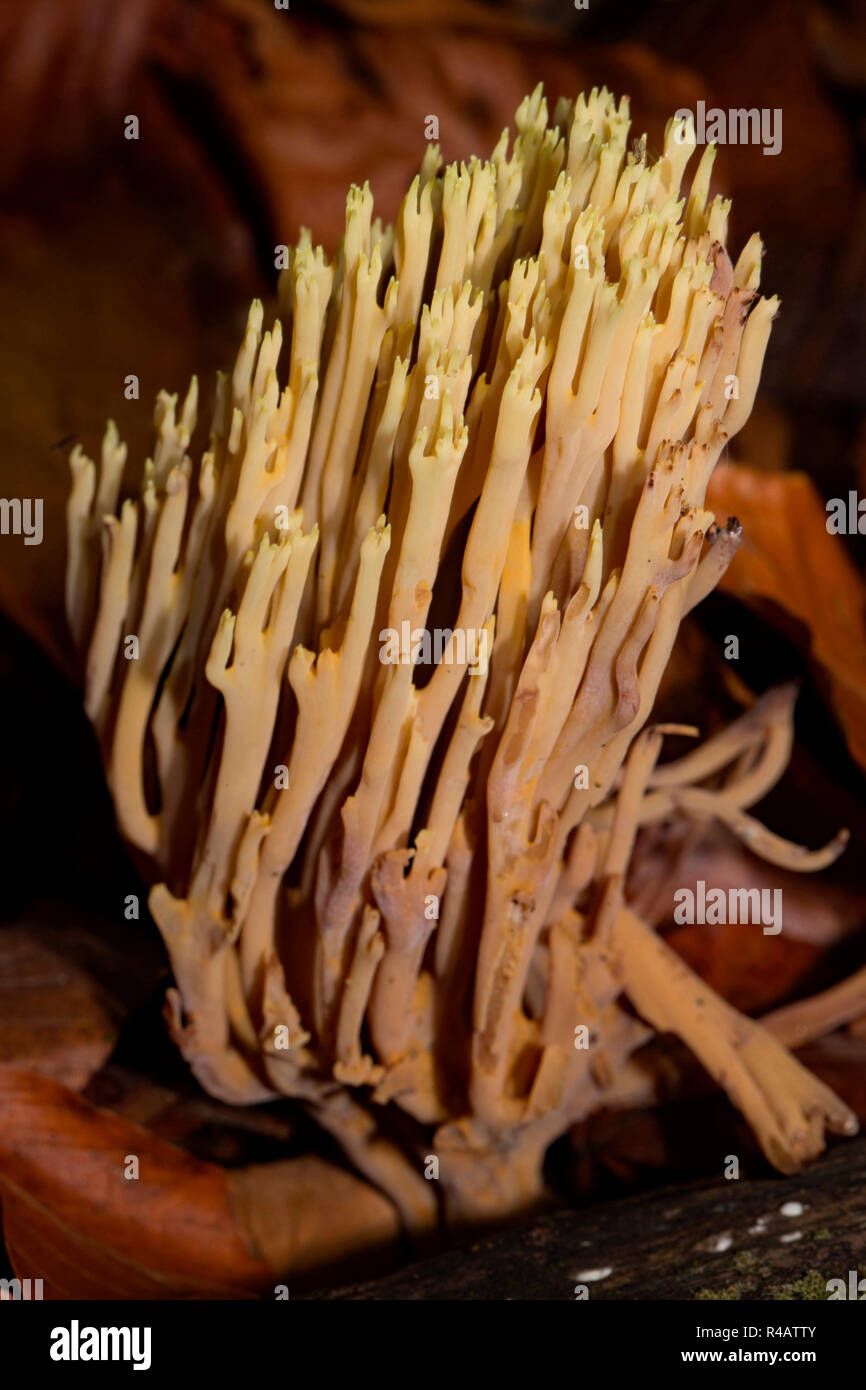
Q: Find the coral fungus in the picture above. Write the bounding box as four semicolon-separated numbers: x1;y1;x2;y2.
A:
66;86;857;1232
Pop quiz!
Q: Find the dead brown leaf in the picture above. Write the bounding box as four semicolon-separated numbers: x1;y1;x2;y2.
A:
0;1066;398;1297
707;461;866;771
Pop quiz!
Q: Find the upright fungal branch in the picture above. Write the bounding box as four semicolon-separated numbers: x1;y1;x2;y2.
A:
67;87;857;1231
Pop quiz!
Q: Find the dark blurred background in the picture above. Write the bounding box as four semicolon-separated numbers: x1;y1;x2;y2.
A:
0;0;864;658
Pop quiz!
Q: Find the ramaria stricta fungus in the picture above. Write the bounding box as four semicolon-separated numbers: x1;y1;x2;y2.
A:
65;86;859;1235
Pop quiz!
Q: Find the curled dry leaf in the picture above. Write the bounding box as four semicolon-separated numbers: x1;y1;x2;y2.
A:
0;927;122;1092
0;1066;399;1298
707;461;866;771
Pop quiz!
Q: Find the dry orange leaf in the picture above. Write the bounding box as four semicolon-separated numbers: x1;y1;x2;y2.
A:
0;1066;398;1298
707;461;866;771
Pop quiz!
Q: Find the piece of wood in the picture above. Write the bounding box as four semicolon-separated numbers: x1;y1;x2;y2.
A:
316;1136;866;1300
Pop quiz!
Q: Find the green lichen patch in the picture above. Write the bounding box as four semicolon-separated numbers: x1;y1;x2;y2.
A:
766;1270;829;1301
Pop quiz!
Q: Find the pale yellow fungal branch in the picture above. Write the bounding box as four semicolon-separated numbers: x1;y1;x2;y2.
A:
65;85;857;1236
